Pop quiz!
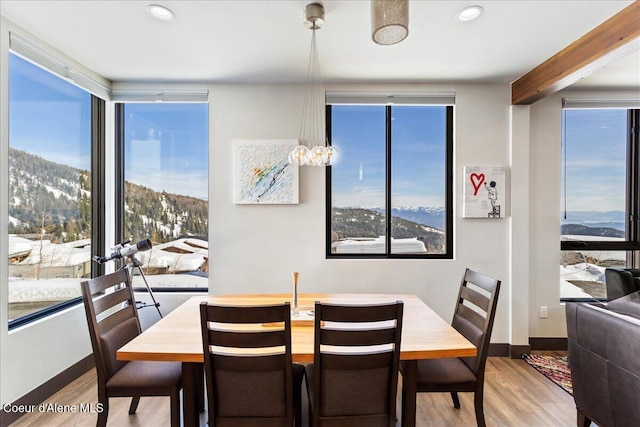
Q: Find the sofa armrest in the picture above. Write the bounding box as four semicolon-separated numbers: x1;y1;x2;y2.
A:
605;268;640;301
607;290;640;320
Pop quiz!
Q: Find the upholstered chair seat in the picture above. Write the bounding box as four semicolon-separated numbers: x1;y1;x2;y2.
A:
105;360;182;393
414;357;477;386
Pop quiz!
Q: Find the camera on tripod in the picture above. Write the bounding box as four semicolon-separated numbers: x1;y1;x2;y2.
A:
92;239;152;264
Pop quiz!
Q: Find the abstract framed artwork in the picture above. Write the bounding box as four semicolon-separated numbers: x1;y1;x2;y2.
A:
463;166;506;218
233;139;299;204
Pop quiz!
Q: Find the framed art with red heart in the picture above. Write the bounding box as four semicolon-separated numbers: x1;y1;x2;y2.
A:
463;166;506;218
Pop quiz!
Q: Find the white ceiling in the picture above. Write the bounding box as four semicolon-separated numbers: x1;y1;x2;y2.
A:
1;0;638;89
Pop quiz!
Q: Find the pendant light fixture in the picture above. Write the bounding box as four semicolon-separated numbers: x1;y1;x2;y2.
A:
371;0;409;45
289;3;337;167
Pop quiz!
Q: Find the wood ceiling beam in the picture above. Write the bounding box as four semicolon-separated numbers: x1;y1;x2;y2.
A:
511;1;640;105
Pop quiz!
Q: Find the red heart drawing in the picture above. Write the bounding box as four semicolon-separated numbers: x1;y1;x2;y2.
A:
470;173;485;196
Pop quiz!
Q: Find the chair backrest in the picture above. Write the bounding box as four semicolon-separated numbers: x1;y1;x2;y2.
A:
311;300;403;427
452;268;501;378
81;269;141;386
200;302;295;427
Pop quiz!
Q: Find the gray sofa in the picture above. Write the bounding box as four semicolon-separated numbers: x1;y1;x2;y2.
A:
566;293;640;427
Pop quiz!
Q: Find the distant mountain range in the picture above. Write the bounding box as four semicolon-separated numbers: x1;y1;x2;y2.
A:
332;207;445;252
561;224;624;238
8;147;208;244
371;206;446;230
562;211;625;232
563;211;625;222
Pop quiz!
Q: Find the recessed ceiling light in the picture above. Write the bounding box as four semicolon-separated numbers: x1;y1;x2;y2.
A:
147;4;175;21
456;5;483;22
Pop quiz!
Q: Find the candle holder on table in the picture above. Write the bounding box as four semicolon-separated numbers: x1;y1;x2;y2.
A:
292;271;299;317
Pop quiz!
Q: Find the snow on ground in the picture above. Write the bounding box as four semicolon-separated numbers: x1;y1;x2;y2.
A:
561;262;606;283
8;277;82;303
130;273;207;289
560;262;609;299
8;273;208;303
561;280;595;299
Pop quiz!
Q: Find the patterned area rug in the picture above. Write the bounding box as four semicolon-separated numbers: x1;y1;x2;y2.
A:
522;354;573;395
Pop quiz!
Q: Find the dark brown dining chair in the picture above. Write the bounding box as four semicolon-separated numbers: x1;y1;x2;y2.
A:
200;301;305;427
401;268;500;427
305;300;404;427
80;269;182;427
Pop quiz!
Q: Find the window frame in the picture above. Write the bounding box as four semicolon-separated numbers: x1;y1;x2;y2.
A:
114;101;210;292
325;103;454;259
7;53;106;329
560;108;640;301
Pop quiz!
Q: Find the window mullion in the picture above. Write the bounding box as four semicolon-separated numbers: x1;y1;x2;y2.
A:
630;109;640;266
114;104;126;250
91;96;106;278
325;104;334;258
385;105;392;255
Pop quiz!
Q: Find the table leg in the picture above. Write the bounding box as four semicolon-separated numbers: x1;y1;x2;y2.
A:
182;362;200;427
401;360;417;427
196;363;205;413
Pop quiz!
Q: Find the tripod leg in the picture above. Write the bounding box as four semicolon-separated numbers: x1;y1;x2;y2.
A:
123;256;162;318
138;266;163;318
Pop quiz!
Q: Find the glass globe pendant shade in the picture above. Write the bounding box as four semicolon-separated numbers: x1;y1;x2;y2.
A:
302;145;339;166
288;145;310;165
307;145;329;166
371;0;409;45
324;145;338;165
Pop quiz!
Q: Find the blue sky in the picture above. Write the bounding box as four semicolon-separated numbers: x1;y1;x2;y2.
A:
9;54;92;170
124;103;208;200
330;105;447;208
562;109;626;213
10;52;626;211
9;53;209;200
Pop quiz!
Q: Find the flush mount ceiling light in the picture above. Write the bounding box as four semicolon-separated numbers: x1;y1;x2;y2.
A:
147;4;175;21
371;0;409;45
456;5;483;22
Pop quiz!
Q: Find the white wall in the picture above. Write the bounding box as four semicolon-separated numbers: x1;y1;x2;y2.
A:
208;82;514;345
528;93;564;337
510;105;531;346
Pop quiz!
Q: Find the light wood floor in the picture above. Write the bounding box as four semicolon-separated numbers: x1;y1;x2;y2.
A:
9;355;576;427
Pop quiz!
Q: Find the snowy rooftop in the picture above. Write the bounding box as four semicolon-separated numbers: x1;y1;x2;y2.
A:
9;235;91;266
332;237;427;254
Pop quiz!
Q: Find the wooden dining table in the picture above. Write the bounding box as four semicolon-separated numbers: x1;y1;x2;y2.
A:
117;293;476;427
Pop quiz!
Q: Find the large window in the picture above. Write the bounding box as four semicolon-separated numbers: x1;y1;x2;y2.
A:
327;99;453;258
8;52;102;325
561;106;640;300
117;103;209;290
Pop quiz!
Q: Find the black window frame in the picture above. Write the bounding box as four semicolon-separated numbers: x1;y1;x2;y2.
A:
560;108;640;301
326;104;454;259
